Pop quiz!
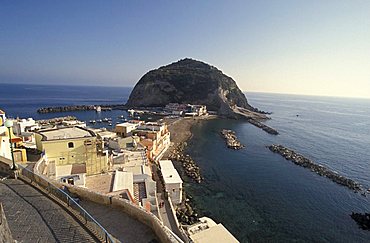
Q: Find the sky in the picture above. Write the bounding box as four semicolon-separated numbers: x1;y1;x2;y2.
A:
1;0;370;98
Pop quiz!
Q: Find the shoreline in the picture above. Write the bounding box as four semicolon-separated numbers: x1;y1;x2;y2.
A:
162;115;217;225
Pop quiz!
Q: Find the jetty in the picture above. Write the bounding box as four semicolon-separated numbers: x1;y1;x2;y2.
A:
268;144;362;192
220;129;244;150
248;119;279;135
37;104;126;113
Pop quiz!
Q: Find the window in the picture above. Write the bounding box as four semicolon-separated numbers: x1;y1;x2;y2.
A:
68;142;74;148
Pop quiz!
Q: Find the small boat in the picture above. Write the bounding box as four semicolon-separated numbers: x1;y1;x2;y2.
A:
89;120;96;124
107;118;112;121
119;115;124;118
108;122;113;126
103;118;109;122
97;119;102;123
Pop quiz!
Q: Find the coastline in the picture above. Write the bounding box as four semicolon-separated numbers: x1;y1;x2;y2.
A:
162;115;217;225
163;115;218;157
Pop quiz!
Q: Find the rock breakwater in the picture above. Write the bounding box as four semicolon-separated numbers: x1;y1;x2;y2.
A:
37;104;126;113
268;144;362;192
248;119;279;135
168;142;202;183
176;193;199;225
351;212;370;230
220;129;244;149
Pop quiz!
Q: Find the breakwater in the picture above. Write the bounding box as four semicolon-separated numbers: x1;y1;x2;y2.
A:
248;119;279;135
37;104;126;113
268;144;362;192
351;212;370;230
220;129;244;149
168;142;202;183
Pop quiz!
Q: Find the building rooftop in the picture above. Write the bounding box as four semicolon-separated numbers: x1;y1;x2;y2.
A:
38;126;94;141
116;122;138;128
159;160;183;184
190;224;239;243
113;171;133;196
188;217;239;243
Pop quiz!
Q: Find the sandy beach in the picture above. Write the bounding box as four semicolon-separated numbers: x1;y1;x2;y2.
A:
163;115;218;158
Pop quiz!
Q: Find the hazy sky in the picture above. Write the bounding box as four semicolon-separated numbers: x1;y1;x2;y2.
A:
1;1;369;98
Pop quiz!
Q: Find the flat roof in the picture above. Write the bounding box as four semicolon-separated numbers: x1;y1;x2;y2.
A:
159;160;182;184
190;224;239;243
116;122;138;127
38;126;94;141
113;171;134;195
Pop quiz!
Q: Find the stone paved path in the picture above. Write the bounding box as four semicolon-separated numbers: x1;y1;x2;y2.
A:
81;200;159;243
0;178;98;243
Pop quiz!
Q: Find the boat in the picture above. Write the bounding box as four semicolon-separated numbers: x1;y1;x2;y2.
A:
95;106;102;112
119;115;124;118
108;122;113;126
89;120;96;124
97;119;102;123
103;118;109;122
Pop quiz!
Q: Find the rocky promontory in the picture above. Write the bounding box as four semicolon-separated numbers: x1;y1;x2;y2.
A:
126;58;255;116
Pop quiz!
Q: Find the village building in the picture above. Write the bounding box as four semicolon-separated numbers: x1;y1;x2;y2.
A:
159;160;183;204
133;122;170;161
0;110;28;162
115;122;140;137
34;126;108;186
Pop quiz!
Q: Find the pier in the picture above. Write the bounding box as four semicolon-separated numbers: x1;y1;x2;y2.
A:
268;144;362;192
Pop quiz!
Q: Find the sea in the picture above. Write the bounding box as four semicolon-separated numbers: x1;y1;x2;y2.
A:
1;83;370;242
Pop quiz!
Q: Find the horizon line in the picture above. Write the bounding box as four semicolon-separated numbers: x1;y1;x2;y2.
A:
1;81;369;101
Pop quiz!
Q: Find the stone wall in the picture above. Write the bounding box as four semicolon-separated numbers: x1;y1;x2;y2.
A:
64;183;181;243
0;203;14;243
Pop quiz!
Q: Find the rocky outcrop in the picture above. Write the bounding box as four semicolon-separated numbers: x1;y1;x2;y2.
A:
126;58;253;116
268;144;362;192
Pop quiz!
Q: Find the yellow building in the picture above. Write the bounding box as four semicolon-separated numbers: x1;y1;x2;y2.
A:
35;126;107;176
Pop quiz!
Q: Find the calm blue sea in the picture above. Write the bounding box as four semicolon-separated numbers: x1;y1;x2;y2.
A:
1;83;370;242
0;83;132;128
185;93;370;242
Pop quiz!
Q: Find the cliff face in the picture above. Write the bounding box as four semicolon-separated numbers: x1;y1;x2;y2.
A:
126;58;253;116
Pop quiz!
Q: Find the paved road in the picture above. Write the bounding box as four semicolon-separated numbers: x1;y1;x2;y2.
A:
0;177;98;243
81;200;159;243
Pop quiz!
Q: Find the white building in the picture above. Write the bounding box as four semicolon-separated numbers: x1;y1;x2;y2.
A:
159;160;183;204
0;110;11;159
56;163;87;187
12;118;39;135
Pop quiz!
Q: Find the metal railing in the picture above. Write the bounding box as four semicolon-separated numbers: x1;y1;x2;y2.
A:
17;164;116;243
